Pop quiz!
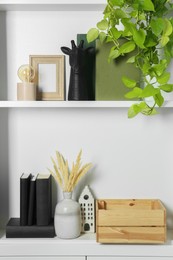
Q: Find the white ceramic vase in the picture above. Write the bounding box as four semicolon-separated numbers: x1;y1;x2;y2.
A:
54;192;81;239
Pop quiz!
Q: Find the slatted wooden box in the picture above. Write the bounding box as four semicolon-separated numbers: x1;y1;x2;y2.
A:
96;199;166;244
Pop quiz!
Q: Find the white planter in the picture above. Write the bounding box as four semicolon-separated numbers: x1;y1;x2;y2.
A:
54;192;81;239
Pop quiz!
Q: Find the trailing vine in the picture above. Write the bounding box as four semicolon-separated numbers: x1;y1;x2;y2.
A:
87;0;173;117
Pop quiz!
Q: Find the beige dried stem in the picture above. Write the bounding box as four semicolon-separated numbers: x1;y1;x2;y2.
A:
48;150;92;192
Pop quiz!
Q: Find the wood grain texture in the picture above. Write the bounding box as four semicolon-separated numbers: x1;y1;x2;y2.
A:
96;199;166;244
97;226;166;244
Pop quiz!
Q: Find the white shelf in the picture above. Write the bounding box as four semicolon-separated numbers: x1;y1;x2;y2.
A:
0;100;173;108
0;0;105;11
0;101;134;108
0;232;173;257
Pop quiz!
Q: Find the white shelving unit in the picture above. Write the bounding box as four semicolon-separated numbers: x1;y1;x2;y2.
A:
0;1;173;259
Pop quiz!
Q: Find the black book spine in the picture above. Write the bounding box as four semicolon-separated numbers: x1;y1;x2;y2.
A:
36;174;52;226
6;218;55;238
28;176;36;226
20;174;31;226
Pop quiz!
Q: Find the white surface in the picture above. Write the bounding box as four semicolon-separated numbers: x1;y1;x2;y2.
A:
1;232;173;257
0;0;105;4
0;101;173;108
0;258;84;260
87;256;171;260
6;108;173;230
5;11;102;100
38;64;56;93
0;0;105;12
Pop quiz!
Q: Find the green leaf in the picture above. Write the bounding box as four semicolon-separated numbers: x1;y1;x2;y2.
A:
138;102;157;116
122;76;137;88
134;0;155;11
141;84;159;98
160;84;173;92
141;0;155;11
99;32;107;43
106;36;112;43
160;35;169;47
154;91;164;107
119;41;136;54
133;28;146;48
141;62;150;75
136;102;157;116
144;35;158;47
114;8;127;19
121;19;133;37
97;19;108;30
150;18;164;36
125;87;142;99
163;19;173;36
126;55;136;64
128;101;158;118
128;104;141;118
141;106;158;116
103;5;111;15
109;28;121;40
157;72;170;84
87;28;99;43
153;60;167;76
108;48;120;61
109;0;124;7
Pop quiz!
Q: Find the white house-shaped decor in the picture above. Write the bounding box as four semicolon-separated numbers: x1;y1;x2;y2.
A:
78;185;95;233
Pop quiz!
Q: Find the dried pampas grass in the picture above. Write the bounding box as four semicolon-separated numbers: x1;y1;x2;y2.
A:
48;150;92;192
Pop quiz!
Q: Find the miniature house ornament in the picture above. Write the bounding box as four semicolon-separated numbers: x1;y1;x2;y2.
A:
78;185;95;233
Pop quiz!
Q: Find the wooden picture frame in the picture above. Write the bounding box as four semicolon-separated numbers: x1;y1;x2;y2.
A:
30;55;65;100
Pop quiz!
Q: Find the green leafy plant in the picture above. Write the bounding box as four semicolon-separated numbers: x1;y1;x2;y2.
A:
87;0;173;118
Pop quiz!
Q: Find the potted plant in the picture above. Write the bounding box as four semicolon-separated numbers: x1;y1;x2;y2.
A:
87;0;173;117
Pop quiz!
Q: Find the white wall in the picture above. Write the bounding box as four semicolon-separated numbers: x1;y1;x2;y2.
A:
6;11;102;100
1;10;173;228
8;108;173;228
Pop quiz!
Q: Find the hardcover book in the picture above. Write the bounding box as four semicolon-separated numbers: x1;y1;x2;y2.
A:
36;173;52;226
20;173;31;226
6;218;55;238
28;175;37;226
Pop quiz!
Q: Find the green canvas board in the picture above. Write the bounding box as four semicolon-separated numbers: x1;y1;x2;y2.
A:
77;34;96;100
95;40;140;101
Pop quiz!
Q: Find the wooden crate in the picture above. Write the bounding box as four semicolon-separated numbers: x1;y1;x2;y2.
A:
96;199;166;244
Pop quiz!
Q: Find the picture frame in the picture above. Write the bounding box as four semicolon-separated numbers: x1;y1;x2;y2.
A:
30;55;65;100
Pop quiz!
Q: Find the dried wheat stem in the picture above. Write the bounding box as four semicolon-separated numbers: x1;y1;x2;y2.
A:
49;150;92;192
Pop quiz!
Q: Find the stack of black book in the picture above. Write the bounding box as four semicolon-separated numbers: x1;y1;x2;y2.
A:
6;173;55;238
